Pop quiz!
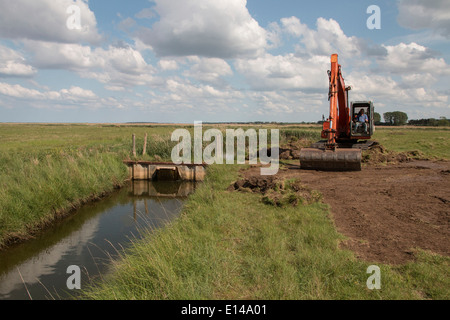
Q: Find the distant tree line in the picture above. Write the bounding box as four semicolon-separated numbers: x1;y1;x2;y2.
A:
408;117;450;127
370;111;450;127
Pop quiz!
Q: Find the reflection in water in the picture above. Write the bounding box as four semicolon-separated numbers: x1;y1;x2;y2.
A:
0;181;196;300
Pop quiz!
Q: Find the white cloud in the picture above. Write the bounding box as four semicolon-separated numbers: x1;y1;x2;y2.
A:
137;0;267;58
183;57;233;85
104;85;126;92
24;40;156;88
398;0;450;38
281;16;308;37
281;17;361;58
106;45;149;75
377;42;450;75
158;59;179;71
400;73;438;88
347;72;449;110
25;41;102;70
0;82;44;99
0;0;101;44
0;45;36;77
0;82;96;102
139;77;247;115
60;86;96;100
235;53;328;91
165;79;242;100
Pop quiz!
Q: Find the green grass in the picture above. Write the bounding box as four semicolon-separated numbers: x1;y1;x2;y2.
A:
81;164;449;300
372;127;450;160
0;124;448;299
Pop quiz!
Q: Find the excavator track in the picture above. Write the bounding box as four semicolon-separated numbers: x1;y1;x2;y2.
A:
300;147;362;171
299;140;377;171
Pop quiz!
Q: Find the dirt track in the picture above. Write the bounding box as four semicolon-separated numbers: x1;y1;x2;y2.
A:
240;160;450;265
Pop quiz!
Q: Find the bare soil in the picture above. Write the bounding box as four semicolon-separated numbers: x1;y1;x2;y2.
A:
235;157;450;265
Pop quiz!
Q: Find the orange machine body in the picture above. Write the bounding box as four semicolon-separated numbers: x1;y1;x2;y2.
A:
321;54;370;148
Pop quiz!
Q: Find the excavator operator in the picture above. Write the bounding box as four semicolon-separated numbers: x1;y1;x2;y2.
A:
354;109;369;134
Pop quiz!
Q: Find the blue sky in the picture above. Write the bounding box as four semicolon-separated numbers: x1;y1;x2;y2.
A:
0;0;449;123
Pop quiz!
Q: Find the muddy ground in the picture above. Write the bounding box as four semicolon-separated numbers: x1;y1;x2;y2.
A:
234;156;450;265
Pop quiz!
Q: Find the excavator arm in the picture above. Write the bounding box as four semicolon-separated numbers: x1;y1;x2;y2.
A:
322;54;351;149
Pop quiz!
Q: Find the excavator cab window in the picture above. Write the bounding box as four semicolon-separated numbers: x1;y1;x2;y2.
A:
351;101;374;137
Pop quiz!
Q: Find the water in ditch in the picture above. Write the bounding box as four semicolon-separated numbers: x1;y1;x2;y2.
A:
0;180;196;300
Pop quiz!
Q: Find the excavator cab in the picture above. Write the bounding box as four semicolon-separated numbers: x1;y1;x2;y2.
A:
350;101;374;138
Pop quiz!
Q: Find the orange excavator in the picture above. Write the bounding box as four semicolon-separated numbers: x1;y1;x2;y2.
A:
300;54;375;171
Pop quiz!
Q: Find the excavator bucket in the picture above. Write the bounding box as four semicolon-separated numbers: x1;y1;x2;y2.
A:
300;148;362;171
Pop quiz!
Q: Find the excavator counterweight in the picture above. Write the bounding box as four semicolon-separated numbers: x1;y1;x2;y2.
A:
299;54;374;171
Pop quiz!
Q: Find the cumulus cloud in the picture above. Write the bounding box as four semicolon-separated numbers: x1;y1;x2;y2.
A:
183;57;233;85
29;41;150;74
158;59;179;71
137;0;267;58
0;0;101;44
347;72;448;111
235;53;329;91
60;86;97;100
398;0;450;38
0;45;36;77
281;16;361;58
0;82;96;102
24;40;156;88
377;42;450;75
0;82;44;99
25;41;102;70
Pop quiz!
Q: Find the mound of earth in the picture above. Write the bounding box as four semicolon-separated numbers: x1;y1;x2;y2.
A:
228;175;321;207
362;143;427;165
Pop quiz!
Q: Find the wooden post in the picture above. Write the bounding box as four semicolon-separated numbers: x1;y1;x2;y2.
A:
132;134;136;157
144;199;149;215
142;133;147;156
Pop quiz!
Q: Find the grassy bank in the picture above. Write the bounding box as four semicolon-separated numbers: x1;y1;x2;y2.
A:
81;164;449;299
0;148;127;247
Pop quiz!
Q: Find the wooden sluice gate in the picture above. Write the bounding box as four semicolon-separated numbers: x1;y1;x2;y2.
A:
123;160;207;182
